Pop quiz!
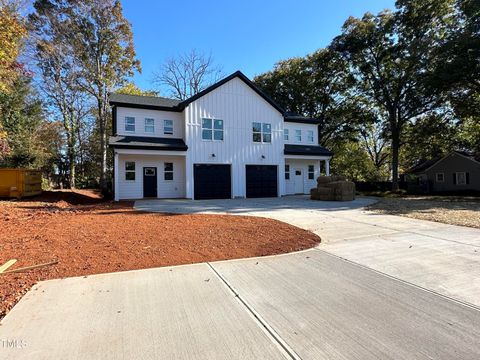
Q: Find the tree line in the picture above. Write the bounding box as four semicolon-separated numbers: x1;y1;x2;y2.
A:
254;0;480;190
0;0;479;192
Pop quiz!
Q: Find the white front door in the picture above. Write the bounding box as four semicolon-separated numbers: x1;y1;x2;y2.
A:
294;169;304;194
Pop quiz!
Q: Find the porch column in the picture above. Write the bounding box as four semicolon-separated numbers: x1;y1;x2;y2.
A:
325;159;330;176
114;152;119;201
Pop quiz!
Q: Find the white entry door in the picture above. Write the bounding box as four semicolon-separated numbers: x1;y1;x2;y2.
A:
294;169;304;194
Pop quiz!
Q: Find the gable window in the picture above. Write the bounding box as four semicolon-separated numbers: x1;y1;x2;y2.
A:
308;165;315;180
125;117;135;132
295;130;302;142
164;162;173;180
164;120;173;135
455;172;467;185
284;129;289;141
307;130;314;143
145;118;154;133
252;122;272;143
125;161;135;181
435;173;444;183
202;118;224;141
285;164;290;180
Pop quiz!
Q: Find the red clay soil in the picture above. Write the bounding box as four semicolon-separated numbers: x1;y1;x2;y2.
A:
0;190;320;318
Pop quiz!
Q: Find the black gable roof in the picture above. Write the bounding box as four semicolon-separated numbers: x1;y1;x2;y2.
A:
109;71;285;115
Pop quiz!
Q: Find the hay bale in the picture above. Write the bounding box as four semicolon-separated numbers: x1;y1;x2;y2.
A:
316;176;332;185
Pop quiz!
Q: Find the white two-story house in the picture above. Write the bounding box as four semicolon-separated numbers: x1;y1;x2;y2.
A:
109;71;333;200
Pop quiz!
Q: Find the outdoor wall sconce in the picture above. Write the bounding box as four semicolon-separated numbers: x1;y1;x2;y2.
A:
261;155;265;159
211;153;216;157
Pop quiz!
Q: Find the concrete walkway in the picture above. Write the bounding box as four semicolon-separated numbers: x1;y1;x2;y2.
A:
1;250;479;359
135;196;480;307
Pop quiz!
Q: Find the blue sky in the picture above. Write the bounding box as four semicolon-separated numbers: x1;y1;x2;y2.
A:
123;0;396;93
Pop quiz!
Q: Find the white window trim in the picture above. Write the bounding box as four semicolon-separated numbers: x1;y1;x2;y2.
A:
308;165;315;180
201;118;224;142
253;122;272;144
284;128;289;141
456;172;466;185
144;118;155;133
295;129;302;143
125;117;135;132
164;119;174;135
125;161;135;181
435;172;444;183
307;130;314;143
164;162;174;181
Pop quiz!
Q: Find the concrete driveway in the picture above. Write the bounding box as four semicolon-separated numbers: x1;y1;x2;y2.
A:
1;196;479;359
2;249;480;359
135;196;480;307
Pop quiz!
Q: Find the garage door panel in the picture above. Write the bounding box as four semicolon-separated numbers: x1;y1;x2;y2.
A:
194;164;231;200
246;165;278;198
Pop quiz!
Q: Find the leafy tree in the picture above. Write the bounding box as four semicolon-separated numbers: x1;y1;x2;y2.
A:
153;49;222;100
331;2;454;190
254;49;362;147
116;82;158;96
0;1;27;93
331;141;378;181
0;76;59;170
64;0;141;191
30;3;90;188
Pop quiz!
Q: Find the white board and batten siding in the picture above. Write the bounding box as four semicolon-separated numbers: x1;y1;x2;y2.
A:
184;77;285;198
116;107;184;139
285;159;321;195
117;154;186;200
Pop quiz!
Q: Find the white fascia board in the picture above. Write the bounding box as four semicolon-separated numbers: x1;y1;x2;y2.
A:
114;148;187;156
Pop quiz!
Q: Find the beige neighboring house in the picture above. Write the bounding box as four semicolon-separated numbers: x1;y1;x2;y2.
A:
408;151;480;193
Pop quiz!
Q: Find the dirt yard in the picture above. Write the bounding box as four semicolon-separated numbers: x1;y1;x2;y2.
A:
0;190;320;318
367;196;480;228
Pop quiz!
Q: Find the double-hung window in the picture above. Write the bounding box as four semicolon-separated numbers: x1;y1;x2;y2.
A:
436;173;444;183
252;122;272;143
202;118;224;140
145;118;154;133
164;120;173;135
455;172;467;185
307;130;314;143
164;162;173;180
125;117;135;132
295;129;302;142
308;165;315;180
285;164;290;180
284;129;289;141
125;161;135;181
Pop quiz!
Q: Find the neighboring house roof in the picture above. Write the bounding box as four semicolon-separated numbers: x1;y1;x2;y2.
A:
109;71;284;114
408;150;480;174
108;135;188;151
284;144;333;157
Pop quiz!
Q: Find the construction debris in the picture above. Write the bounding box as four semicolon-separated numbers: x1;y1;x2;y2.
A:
1;260;58;275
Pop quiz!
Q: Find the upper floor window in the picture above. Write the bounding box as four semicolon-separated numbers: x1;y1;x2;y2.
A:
295;129;301;142
125;161;135;181
284;129;289;141
145;118;154;133
164;120;173;135
253;122;272;143
308;165;315;180
202;118;224;141
125;117;135;132
307;130;314;143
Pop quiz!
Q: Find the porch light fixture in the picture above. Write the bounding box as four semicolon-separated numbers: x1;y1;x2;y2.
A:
211;153;216;158
261;155;265;159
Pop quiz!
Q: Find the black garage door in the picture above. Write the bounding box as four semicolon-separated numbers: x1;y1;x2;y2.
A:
246;165;278;198
194;164;231;200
